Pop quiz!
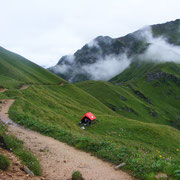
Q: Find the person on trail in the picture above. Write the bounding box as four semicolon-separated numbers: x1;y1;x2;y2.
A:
79;117;91;127
85;117;91;126
79;112;96;129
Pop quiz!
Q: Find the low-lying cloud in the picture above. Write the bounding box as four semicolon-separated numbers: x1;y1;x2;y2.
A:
83;54;131;81
139;27;180;63
52;26;180;82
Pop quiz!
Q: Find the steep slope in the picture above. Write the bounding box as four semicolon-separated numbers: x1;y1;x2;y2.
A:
109;61;180;130
49;19;180;83
76;81;168;125
0;46;65;88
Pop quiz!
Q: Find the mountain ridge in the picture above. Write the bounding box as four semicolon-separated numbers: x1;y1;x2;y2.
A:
49;19;180;83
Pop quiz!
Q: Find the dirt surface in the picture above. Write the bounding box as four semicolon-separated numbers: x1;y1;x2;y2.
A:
0;89;8;93
0;100;133;180
0;148;41;180
0;100;15;125
19;85;29;90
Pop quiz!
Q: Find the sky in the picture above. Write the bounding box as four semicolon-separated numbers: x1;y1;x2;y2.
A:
0;0;180;68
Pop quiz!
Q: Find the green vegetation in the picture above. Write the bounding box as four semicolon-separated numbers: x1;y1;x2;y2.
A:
152;19;180;45
0;123;42;176
72;170;83;180
0;47;65;88
2;84;179;179
109;60;180;129
0;154;10;170
0;46;180;179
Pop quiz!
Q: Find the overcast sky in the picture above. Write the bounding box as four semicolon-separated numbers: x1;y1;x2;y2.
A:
0;0;180;67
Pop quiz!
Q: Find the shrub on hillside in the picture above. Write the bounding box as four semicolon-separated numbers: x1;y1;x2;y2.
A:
0;154;10;170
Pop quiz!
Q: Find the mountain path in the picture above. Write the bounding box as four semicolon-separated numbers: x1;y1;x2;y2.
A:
0;99;133;180
19;85;29;90
0;89;8;93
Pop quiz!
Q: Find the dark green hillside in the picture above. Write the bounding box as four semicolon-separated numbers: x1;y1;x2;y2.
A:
0;47;65;88
76;81;168;125
110;61;180;130
152;19;180;45
110;60;180;83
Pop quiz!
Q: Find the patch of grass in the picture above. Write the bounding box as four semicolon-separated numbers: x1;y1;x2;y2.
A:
72;170;83;180
0;154;10;170
174;170;180;178
16;150;42;176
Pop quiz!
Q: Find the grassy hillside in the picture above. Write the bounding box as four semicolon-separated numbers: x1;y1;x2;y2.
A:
110;60;180;83
0;84;179;178
1;84;179;179
0;47;65;88
0;85;179;179
0;48;180;179
76;81;169;125
109;60;180;129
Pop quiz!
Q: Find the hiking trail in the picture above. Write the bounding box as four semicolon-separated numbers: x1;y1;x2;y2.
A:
19;85;29;90
0;89;8;93
0;99;132;180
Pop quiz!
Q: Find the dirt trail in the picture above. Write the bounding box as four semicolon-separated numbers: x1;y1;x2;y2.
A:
0;100;133;180
0;100;15;125
19;85;29;90
0;89;8;93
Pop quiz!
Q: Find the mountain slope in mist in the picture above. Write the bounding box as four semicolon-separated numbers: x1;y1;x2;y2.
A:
49;19;180;83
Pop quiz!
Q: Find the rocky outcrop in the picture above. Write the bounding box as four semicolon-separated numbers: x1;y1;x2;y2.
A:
118;95;127;101
127;84;153;105
49;19;180;83
133;90;153;105
147;71;180;83
120;106;138;115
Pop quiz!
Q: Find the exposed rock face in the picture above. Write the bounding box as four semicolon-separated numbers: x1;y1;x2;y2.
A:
49;34;147;83
108;104;116;111
120;106;138;115
147;71;180;83
134;90;153;105
119;95;127;101
49;19;180;83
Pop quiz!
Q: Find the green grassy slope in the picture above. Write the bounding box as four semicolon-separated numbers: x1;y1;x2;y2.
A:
2;84;180;179
110;60;180;83
76;81;170;125
0;47;65;88
0;48;180;179
109;60;180;130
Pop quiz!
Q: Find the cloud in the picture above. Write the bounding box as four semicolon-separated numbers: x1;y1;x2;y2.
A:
82;54;131;81
53;25;180;82
139;27;180;63
1;0;180;67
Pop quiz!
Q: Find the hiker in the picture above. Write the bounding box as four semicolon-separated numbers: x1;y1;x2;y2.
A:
79;117;90;126
85;117;91;126
79;112;96;129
